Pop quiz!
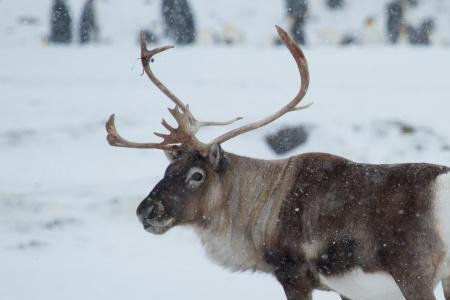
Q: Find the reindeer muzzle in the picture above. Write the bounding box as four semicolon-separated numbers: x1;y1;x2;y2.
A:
136;200;175;234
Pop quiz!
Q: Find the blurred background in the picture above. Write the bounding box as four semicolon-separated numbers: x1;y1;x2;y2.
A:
3;0;450;47
1;1;450;300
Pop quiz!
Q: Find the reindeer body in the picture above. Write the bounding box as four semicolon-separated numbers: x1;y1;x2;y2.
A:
106;26;450;300
194;152;450;300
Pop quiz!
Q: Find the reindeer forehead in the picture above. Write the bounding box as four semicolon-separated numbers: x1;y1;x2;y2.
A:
166;151;206;177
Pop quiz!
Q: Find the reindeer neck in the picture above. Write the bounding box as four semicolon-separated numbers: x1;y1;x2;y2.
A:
196;152;297;272
224;153;296;235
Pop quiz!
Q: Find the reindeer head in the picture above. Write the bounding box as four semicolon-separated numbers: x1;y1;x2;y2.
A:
136;144;226;234
106;26;310;234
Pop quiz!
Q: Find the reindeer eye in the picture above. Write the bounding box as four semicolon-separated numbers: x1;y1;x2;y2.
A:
191;172;203;181
185;167;206;188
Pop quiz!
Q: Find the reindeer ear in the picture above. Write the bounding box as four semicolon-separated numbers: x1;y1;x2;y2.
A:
164;145;182;162
208;143;224;171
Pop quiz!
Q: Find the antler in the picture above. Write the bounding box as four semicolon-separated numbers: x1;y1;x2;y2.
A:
209;25;311;146
106;114;171;150
106;32;242;151
106;25;311;154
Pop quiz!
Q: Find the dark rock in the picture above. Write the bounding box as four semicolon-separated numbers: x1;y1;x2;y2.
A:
265;125;309;155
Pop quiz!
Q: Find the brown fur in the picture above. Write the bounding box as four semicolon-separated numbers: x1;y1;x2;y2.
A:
268;152;448;299
137;147;449;300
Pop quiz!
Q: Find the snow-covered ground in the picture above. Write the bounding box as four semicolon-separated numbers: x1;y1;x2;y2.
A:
2;1;450;300
2;42;450;300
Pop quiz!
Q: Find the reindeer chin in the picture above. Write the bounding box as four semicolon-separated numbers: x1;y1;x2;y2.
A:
143;217;175;235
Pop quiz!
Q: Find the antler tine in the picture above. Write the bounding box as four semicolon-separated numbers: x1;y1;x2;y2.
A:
105;35;243;153
195;117;243;130
109;28;308;153
161;118;176;133
140;33;242;133
140;32;185;110
210;25;311;146
106;114;172;150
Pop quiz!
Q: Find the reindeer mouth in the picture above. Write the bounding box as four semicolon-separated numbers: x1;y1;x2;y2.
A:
143;217;176;235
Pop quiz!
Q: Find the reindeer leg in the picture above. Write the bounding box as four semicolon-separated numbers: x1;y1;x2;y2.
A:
378;219;443;300
266;253;318;300
387;265;436;300
384;260;436;300
395;280;435;300
442;275;450;300
275;266;314;300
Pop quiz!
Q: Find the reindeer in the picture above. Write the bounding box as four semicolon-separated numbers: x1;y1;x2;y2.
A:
106;26;450;300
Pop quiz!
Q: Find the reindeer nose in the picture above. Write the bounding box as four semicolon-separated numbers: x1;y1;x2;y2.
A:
137;200;164;222
143;204;157;219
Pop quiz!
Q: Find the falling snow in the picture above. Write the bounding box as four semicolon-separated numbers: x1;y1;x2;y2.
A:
1;1;450;300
